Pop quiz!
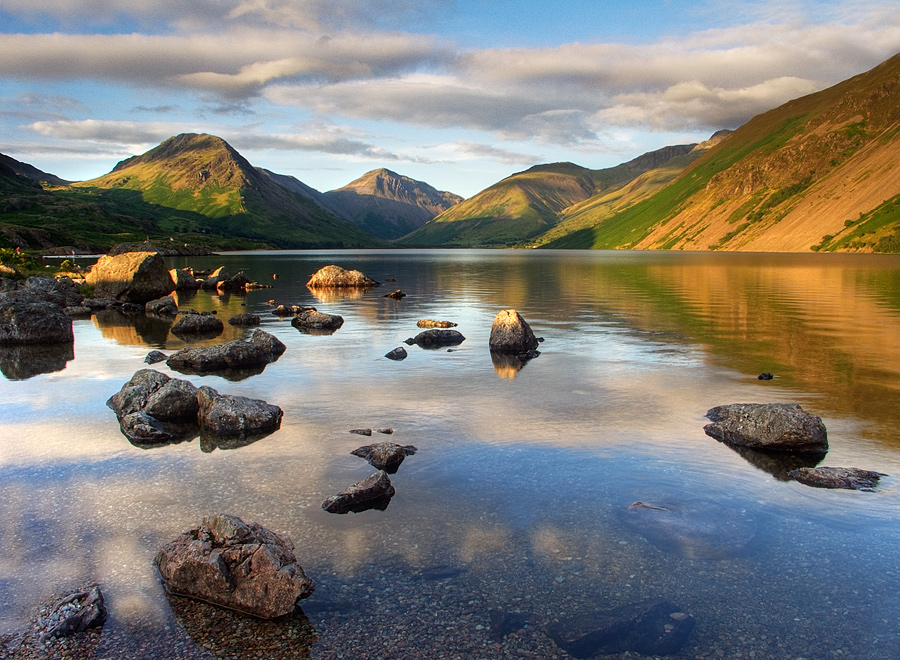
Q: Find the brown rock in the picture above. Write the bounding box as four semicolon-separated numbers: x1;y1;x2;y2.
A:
788;466;885;491
704;403;828;453
197;385;283;437
350;442;417;473
322;471;395;514
85;251;175;303
291;308;344;331
155;514;315;619
489;309;538;354
417;319;457;328
306;265;378;288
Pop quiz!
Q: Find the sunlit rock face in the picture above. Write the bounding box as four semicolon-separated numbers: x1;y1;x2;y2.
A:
306;264;379;288
489;309;538;354
85;251;175;303
155;514;315;619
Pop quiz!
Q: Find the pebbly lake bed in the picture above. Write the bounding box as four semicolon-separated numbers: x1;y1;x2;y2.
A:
2;248;900;659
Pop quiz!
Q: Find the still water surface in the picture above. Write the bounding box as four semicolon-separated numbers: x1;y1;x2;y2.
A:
2;249;900;659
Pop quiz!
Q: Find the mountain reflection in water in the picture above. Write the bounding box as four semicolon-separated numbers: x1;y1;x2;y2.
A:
1;249;900;660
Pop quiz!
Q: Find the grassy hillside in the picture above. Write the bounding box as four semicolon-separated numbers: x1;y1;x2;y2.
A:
545;51;900;252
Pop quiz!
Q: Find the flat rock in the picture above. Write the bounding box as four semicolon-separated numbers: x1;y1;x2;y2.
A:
417;319;457;328
291;309;344;331
547;598;695;658
788;466;886;491
489;309;539;354
322;471;395;514
704;403;828;454
155;514;315;619
404;329;466;348
350;442;417;474
306;265;379;288
197;385;283;437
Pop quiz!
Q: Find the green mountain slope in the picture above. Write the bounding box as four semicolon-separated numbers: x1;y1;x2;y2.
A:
323;168;463;240
77;133;381;249
398;145;697;247
545;51;900;252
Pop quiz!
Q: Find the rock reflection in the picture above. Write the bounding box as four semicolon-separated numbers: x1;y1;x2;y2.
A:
0;342;74;380
723;443;824;481
93;310;174;346
168;362;268;382
164;591;316;660
199;429;278;452
491;351;527;379
307;287;372;303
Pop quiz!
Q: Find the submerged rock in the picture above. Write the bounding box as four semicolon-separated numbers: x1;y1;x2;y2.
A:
36;585;107;643
788;466;886;491
703;403;828;454
322;471;395;514
404;329;466;348
155;514;315;619
350;442;418;473
489;309;539;354
306;265;379;288
547;598;695;658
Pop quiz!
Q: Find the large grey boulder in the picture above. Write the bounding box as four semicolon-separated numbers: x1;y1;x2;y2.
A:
107;369;200;444
547;598;695;658
155;514;315;619
85;251;175;303
704;403;828;453
197;386;282;437
0;298;73;344
489;309;539;354
306;264;378;288
166;330;285;376
322;471;395;514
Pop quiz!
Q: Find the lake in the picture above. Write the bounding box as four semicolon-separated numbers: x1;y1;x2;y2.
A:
2;249;900;660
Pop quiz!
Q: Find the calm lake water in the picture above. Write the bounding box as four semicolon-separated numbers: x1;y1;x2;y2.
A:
2;249;900;660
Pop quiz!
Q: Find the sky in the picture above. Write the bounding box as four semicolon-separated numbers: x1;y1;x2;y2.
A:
1;1;900;198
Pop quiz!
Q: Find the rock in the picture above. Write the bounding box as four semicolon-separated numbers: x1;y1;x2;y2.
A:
291;308;344;332
144;350;168;364
404;329;466;348
63;305;93;318
155;514;315;619
85;251;175;303
350;428;373;436
546;598;695;658
202;266;229;289
322;471;395;514
227;312;261;326
758;372;774;380
146;295;178;316
171;311;225;338
306;265;379;288
384;289;406;299
36;585;107;643
26;275;84;307
489;309;539;354
622;500;757;559
169;267;201;290
417;319;457;328
82;298;124;311
788;466;886;491
197;385;283;437
385;347;408;361
350;442;418;473
249;328;286;359
219;271;251;291
0;297;73;344
107;370;200;444
166;331;283;377
704;403;828;453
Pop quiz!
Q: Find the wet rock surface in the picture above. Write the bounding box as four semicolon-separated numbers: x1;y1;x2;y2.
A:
788;466;886;491
322;471;396;514
704;403;828;453
404;329;466;348
166;330;284;376
155;514;315;619
384;346;408;360
306;265;379;288
291;308;344;332
350;442;418;473
547;598;695;658
171;311;224;339
107;369;200;444
197;385;283;437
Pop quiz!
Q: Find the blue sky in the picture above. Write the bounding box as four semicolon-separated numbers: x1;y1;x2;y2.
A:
1;0;899;198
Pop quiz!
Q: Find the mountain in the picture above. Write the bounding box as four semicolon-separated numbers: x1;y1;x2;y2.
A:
545;51;900;252
0;153;70;187
398;144;699;247
322;168;463;240
77;133;381;249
